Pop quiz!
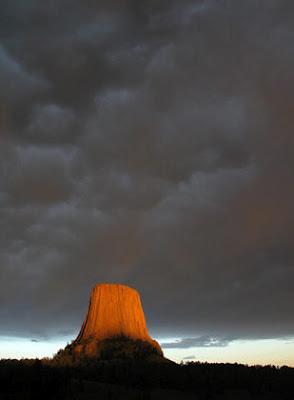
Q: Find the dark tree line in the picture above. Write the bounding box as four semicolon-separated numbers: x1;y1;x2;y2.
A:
0;358;294;399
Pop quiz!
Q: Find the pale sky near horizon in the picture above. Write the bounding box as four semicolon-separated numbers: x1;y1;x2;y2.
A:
1;336;294;367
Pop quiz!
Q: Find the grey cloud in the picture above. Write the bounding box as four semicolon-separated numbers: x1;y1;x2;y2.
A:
0;0;294;343
2;145;74;206
27;104;77;143
162;336;233;349
0;45;46;103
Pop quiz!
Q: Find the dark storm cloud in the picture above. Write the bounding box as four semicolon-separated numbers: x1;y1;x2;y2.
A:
0;0;294;343
1;145;74;205
0;45;46;103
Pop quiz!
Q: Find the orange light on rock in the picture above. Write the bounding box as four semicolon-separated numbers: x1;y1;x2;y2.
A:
57;283;163;361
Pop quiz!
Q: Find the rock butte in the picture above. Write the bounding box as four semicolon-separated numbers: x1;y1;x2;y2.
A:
73;283;162;356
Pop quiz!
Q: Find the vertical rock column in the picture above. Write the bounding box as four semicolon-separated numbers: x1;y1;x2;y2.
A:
74;283;162;355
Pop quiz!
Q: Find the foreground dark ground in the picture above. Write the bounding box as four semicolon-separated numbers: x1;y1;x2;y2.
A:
1;358;294;400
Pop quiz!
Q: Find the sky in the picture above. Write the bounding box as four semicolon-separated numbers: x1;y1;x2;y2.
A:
0;0;294;365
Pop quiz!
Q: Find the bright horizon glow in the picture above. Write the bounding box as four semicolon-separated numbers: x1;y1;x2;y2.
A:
0;336;72;360
162;337;294;367
0;336;294;367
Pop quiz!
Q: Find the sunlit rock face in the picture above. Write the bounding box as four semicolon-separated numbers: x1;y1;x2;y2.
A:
77;284;156;343
56;283;163;362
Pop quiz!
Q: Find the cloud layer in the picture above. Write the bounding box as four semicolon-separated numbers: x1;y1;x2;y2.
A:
0;0;294;342
162;336;233;349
